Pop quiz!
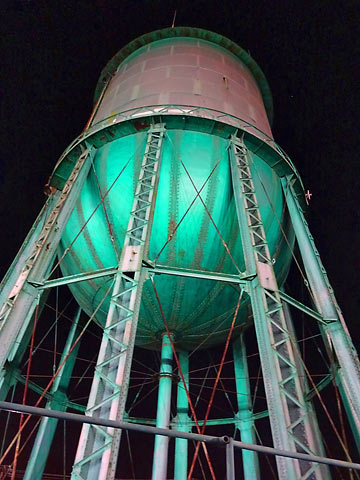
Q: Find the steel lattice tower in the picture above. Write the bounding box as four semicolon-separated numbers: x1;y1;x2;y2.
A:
0;27;359;480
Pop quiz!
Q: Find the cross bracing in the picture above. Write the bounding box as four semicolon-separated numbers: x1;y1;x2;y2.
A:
229;136;328;480
0;146;95;375
71;124;165;480
0;123;359;479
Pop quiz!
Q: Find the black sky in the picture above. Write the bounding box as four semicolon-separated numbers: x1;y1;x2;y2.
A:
1;0;360;477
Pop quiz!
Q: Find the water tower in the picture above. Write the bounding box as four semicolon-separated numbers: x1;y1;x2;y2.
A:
0;27;360;480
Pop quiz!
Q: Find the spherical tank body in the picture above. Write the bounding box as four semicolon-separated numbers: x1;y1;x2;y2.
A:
55;28;294;351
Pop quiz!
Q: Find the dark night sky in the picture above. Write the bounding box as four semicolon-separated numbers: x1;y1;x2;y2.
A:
1;0;360;477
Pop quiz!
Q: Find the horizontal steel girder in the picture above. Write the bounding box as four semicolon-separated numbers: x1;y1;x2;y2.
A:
278;291;326;324
32;267;118;289
30;264;249;291
149;263;251;284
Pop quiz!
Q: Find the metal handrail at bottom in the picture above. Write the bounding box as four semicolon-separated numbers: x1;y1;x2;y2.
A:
0;401;359;479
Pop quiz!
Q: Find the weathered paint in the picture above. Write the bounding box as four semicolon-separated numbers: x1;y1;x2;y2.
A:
93;34;272;139
59;130;293;350
57;29;294;350
93;27;273;126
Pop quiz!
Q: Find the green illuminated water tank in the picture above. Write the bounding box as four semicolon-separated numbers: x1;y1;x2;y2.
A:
54;27;296;350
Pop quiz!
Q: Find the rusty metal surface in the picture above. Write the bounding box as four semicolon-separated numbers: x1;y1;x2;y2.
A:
93;27;273;125
93;32;273;138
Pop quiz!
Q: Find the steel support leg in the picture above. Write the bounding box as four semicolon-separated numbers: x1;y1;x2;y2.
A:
174;351;190;480
72;124;165;480
0;193;59;312
24;307;82;480
0;289;50;401
281;301;330;478
0;146;95;373
152;334;174;480
232;334;260;479
229;136;323;480
282;176;360;450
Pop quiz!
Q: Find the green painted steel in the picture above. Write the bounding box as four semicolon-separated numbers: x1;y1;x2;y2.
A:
0;147;94;374
229;138;325;479
72;125;165;480
59;129;292;350
282;176;360;453
24;308;81;480
233;335;260;479
93;27;274;124
152;334;174;480
174;351;190;480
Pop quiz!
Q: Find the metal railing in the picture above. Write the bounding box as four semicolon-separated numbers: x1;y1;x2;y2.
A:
53;104;302;187
0;401;359;479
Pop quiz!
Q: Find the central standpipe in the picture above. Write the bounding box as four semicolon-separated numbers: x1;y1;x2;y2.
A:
152;334;174;480
174;351;189;480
